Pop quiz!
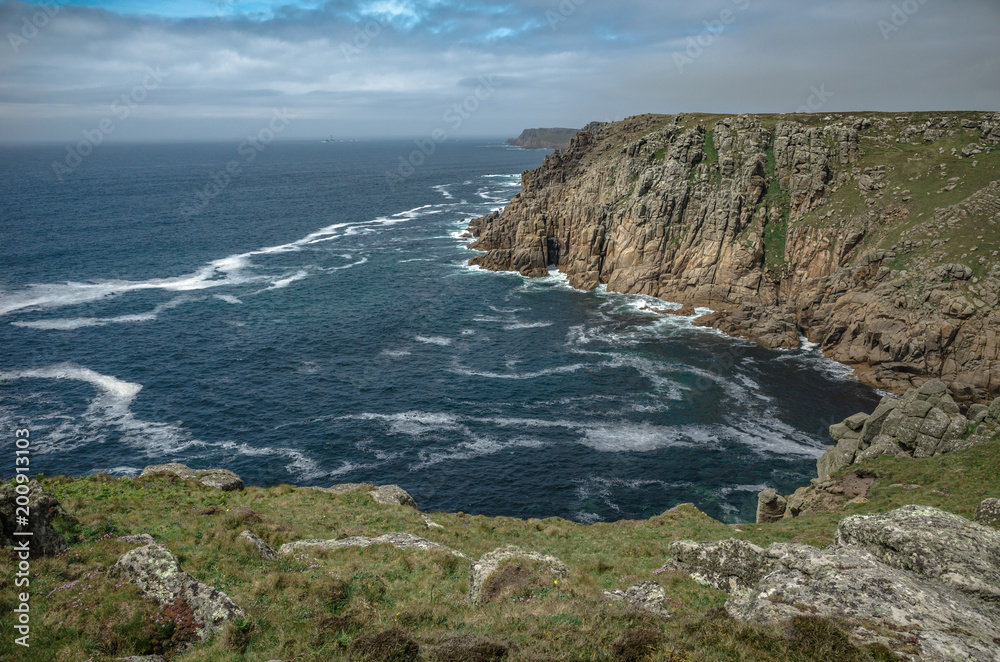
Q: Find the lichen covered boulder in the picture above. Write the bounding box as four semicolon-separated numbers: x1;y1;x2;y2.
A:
975;498;1000;526
603;581;670;617
837;505;1000;603
668;506;1000;661
108;543;245;642
369;484;418;509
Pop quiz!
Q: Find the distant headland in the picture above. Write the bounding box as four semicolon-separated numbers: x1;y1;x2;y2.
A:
506;127;580;149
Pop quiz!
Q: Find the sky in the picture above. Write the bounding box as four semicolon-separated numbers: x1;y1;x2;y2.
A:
0;0;998;142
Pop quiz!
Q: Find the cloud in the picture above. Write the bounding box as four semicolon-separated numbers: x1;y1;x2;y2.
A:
0;0;998;142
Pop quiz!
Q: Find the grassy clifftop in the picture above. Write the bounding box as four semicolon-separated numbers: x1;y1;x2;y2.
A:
3;438;998;661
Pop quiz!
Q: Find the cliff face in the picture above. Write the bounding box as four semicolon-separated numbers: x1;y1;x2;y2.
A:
470;112;1000;402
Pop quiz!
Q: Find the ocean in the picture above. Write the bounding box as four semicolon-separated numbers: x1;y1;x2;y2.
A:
0;139;881;523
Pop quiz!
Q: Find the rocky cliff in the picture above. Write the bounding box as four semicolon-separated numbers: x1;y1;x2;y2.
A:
506;127;580;150
470;112;1000;402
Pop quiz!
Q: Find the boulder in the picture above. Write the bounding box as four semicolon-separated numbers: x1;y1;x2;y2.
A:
755;488;786;524
140;464;243;492
238;530;278;560
468;546;568;604
671;506;1000;660
725;542;1000;661
108;543;245;642
663;539;769;593
836;505;1000;604
0;479;76;556
603;581;670;617
369;485;418;509
278;532;468;559
975;498;1000;526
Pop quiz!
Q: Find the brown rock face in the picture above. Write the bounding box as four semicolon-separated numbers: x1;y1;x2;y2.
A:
468;112;1000;402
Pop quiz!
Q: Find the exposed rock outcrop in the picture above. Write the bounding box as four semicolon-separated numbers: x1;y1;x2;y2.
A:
755;488;787;524
468;546;568;604
140;463;243;492
108;543;246;642
667;506;1000;661
815;380;998;481
976;498;1000;526
301;483;418;509
369;484;418;509
238;530;278;560
603;581;671;617
0;479;76;555
469;112;1000;401
278;532;469;559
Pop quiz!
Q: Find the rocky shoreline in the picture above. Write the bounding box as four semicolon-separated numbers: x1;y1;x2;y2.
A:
470;112;1000;402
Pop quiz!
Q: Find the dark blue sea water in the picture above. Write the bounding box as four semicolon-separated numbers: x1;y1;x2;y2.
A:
0;140;880;523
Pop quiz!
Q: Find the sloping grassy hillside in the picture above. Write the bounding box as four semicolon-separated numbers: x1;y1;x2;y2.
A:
2;438;998;661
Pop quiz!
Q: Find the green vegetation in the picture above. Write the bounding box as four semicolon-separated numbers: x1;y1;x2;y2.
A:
3;437;998;661
760;145;791;274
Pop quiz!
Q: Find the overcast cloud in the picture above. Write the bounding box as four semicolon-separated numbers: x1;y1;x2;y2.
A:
1;0;998;142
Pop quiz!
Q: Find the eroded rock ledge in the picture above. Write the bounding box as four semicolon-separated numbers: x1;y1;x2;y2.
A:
469;112;1000;401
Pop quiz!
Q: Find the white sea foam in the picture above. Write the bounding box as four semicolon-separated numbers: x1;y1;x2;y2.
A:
432;184;455;200
0;364;202;457
0;203;437;321
449;360;585;380
580;423;700;452
502;321;554;331
412;434;543;470
415;335;452;346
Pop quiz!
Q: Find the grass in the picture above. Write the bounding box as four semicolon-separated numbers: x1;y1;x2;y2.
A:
760;144;791;274
3;437;998;661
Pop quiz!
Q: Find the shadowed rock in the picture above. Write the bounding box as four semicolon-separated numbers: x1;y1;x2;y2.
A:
468;546;568;605
109;543;245;642
238;530;278;560
0;479;76;556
